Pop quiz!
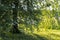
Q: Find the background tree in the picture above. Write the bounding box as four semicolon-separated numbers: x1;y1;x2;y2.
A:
0;0;60;33
0;0;41;33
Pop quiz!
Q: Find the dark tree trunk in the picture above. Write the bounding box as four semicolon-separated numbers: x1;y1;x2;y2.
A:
11;0;20;33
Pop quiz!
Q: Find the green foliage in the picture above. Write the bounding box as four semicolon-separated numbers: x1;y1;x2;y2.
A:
0;0;60;32
0;0;60;40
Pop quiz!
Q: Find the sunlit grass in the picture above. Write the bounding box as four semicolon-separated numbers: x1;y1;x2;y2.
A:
0;28;60;40
33;28;60;40
18;24;60;40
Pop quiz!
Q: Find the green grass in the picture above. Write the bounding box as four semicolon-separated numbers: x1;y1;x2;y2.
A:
0;28;60;40
33;28;60;40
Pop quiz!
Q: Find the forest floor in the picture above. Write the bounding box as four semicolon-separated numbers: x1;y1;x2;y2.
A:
0;28;60;40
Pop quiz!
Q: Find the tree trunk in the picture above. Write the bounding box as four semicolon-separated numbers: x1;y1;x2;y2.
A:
11;1;20;33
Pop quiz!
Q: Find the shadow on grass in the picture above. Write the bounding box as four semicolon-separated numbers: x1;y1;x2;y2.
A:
0;32;48;40
34;34;48;40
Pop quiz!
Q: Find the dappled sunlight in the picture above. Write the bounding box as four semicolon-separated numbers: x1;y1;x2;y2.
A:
32;28;60;40
0;0;60;40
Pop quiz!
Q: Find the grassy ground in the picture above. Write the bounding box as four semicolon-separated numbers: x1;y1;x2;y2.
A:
33;29;60;40
0;28;60;40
